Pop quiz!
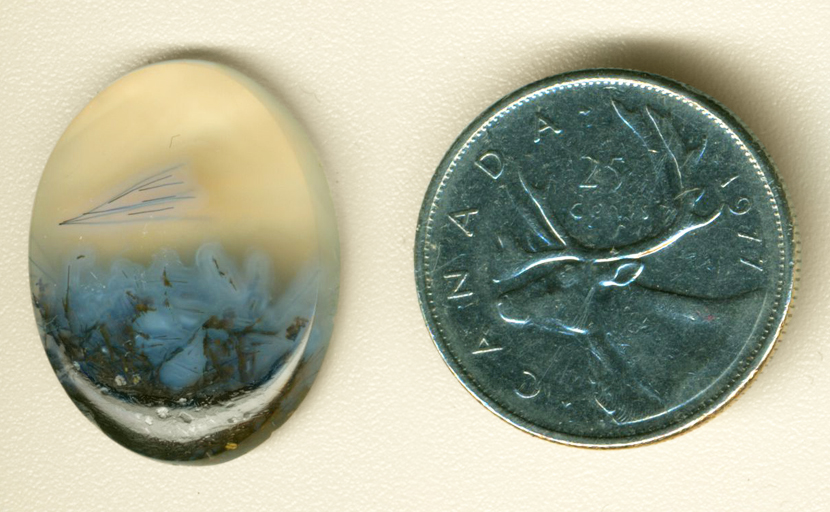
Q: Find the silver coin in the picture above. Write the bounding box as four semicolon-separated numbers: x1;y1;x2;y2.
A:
415;69;795;447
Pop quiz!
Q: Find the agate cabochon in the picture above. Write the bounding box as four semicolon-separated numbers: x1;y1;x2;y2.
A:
29;60;338;461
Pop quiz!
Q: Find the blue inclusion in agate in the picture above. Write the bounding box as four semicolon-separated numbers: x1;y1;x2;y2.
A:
32;243;319;404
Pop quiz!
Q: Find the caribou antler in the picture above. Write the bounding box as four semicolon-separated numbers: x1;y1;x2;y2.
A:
494;100;718;294
501;166;572;252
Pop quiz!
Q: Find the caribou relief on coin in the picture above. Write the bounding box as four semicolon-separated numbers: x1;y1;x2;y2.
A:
416;71;794;446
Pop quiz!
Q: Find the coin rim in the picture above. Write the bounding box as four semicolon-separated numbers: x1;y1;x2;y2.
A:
414;68;796;448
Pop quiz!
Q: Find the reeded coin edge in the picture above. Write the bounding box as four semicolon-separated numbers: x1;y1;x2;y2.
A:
414;69;795;448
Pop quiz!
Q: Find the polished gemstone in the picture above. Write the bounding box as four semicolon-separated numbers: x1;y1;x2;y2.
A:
29;60;338;462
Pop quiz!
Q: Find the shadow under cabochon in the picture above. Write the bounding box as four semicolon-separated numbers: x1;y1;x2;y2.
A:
29;60;339;462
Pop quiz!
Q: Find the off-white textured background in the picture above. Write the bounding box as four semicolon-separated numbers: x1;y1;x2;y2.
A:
1;1;828;510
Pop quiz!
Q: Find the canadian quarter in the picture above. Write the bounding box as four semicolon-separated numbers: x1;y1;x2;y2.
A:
415;69;795;447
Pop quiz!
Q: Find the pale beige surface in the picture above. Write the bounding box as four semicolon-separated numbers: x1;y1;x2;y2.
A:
32;60;317;280
1;1;828;511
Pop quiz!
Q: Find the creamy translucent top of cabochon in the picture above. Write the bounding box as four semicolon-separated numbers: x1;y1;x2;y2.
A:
31;60;319;281
30;61;328;402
